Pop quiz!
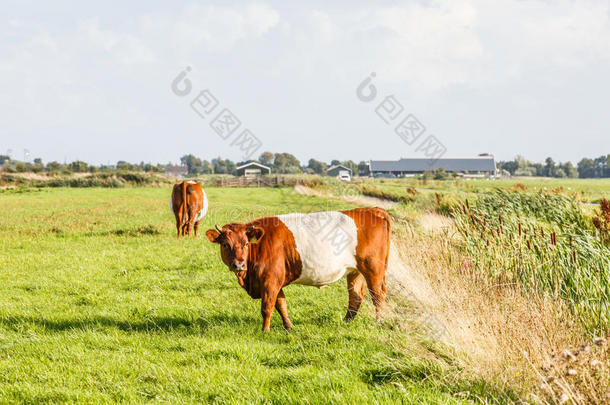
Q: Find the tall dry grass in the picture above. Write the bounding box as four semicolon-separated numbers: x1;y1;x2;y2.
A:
386;218;609;403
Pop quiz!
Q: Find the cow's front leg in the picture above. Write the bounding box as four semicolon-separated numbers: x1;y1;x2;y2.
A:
275;289;293;330
260;287;280;332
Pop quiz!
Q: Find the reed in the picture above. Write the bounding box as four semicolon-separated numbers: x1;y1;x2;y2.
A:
453;190;610;334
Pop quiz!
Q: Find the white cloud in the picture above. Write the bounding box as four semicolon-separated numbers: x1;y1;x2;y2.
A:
0;0;608;163
140;2;280;55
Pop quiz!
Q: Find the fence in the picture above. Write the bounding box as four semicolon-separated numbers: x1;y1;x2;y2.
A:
212;176;306;188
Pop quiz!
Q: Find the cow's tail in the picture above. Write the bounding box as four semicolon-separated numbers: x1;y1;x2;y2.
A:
371;207;391;294
378;207;392;270
181;181;188;229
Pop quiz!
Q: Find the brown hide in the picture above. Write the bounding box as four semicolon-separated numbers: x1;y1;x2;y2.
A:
171;181;204;237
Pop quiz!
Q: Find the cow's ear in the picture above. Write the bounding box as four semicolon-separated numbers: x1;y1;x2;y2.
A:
205;229;220;243
246;225;264;244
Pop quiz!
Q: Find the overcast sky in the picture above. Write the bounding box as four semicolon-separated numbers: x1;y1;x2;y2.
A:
1;0;609;165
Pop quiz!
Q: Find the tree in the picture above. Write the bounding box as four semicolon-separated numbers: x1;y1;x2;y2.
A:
341;160;359;177
307;159;326;175
560;162;578;178
0;155;9;165
515;155;530;170
498;160;518;175
31;158;44;173
544;157;556;177
259;152;274;166
201;160;214;174
330;159;341;166
46;161;64;172
577;158;595;178
69;161;89;172
593;155;610;178
357;161;369;176
533;163;545;177
15;162;27;172
273;153;300;173
433;168;448;180
225;159;237;175
180;154;203;175
212;157;236;174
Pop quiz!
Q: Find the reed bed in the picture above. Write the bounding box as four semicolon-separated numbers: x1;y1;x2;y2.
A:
452;190;609;334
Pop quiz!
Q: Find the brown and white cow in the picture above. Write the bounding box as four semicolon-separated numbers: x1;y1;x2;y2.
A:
205;207;391;331
170;181;208;238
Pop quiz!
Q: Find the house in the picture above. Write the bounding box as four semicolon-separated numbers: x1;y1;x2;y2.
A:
236;162;271;177
165;165;188;178
368;156;496;177
326;164;353;177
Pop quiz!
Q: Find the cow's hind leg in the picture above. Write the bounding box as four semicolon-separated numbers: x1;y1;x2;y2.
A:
344;271;367;322
175;218;181;238
174;208;182;238
275;289;293;330
193;221;200;237
360;260;387;321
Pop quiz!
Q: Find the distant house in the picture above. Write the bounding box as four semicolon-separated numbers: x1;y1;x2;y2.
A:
326;165;353;177
369;156;496;177
236;162;271;177
165;165;188;178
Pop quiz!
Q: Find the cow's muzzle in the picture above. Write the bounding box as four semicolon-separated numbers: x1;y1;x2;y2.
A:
232;262;246;272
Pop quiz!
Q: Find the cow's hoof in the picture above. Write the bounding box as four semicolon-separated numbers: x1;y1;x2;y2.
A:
283;323;293;330
262;327;270;332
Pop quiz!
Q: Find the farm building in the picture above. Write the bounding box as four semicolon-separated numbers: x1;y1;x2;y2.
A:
326;165;353;177
368;156;496;177
236;162;271;177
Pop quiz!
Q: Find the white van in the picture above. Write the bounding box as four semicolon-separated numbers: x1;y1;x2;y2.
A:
338;170;351;182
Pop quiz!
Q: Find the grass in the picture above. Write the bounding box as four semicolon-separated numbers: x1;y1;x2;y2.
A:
0;187;514;403
355;177;610;204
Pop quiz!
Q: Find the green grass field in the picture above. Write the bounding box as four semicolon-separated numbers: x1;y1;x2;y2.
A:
0;187;512;404
359;177;610;203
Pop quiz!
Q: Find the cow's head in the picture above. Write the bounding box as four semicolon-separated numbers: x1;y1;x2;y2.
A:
206;223;264;273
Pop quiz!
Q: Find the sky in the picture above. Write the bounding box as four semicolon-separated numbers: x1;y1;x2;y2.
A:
1;0;609;165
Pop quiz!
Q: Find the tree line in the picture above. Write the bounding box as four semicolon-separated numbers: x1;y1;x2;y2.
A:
2;152;609;178
497;155;610;178
0;155;165;174
179;152;369;176
0;152;367;176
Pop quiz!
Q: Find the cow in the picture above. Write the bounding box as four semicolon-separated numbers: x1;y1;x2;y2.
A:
170;181;208;238
205;207;391;331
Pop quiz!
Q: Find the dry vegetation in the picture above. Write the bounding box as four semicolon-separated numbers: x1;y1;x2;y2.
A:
383;203;609;403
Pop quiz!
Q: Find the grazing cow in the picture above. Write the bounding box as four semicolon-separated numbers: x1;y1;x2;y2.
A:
205;207;391;331
170;181;208;237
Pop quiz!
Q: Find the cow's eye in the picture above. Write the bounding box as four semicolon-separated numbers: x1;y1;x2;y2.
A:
244;241;249;247
221;242;229;249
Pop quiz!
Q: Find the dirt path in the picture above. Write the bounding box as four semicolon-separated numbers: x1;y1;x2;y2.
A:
294;184;398;209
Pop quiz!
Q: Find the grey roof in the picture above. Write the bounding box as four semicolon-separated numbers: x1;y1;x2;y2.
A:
369;157;495;172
